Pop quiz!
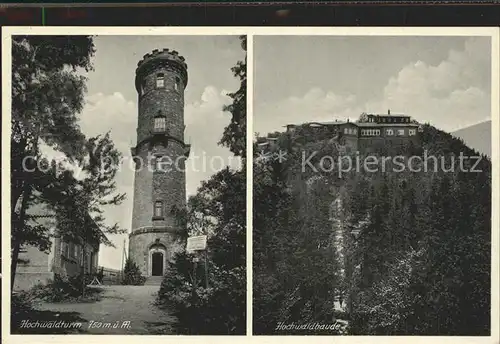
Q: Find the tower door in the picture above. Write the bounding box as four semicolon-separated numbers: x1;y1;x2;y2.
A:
151;252;164;276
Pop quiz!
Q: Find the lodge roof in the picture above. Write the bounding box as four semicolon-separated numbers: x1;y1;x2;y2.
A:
356;122;420;128
285;121;419;128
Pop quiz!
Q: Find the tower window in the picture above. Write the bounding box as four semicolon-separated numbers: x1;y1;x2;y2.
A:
154;117;166;132
154;111;166;132
156;73;165;88
174;77;180;91
154;201;163;218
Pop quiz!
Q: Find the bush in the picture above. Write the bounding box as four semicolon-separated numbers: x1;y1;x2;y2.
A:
121;258;146;285
26;273;102;303
11;292;32;314
158;252;245;335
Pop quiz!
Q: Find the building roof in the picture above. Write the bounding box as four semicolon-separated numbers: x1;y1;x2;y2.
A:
356;122;420;128
284;113;420;130
285;121;419;128
367;113;409;117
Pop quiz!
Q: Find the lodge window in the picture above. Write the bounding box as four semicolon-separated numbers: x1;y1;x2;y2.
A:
154;201;163;218
156;73;165;88
398;129;405;136
386;129;394;136
409;129;416;136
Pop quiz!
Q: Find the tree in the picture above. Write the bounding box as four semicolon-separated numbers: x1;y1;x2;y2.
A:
122;258;146;285
253;155;344;334
11;36;95;288
252;124;491;335
50;133;126;244
10;36;126;289
220;35;246;158
158;168;246;334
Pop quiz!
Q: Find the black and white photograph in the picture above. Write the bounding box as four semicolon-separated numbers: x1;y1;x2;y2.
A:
252;34;495;335
5;30;246;335
2;24;499;344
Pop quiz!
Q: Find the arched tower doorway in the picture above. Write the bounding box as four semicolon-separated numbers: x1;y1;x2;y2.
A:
151;252;163;276
148;243;166;277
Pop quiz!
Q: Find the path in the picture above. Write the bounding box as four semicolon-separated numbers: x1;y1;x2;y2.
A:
33;285;176;334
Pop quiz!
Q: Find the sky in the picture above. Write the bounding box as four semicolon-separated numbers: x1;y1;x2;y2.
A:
254;36;492;136
70;35;244;270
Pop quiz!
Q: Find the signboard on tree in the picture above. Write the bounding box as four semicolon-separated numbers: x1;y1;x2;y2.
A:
186;235;207;252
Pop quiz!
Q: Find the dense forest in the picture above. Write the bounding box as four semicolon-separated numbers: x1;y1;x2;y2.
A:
253;122;491;335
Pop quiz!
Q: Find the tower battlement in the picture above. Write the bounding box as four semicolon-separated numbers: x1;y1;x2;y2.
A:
135;48;188;93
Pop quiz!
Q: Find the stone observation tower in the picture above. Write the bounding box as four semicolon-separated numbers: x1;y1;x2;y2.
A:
128;49;190;278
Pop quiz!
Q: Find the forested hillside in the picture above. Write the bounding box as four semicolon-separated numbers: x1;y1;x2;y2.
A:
253;123;491;335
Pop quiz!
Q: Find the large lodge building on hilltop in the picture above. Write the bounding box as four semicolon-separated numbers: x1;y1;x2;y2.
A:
276;111;423;153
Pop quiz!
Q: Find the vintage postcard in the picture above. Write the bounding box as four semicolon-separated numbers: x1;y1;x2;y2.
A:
2;28;247;339
2;26;499;344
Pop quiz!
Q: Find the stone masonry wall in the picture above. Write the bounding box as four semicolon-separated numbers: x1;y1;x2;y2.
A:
131;143;154;231
152;141;187;229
